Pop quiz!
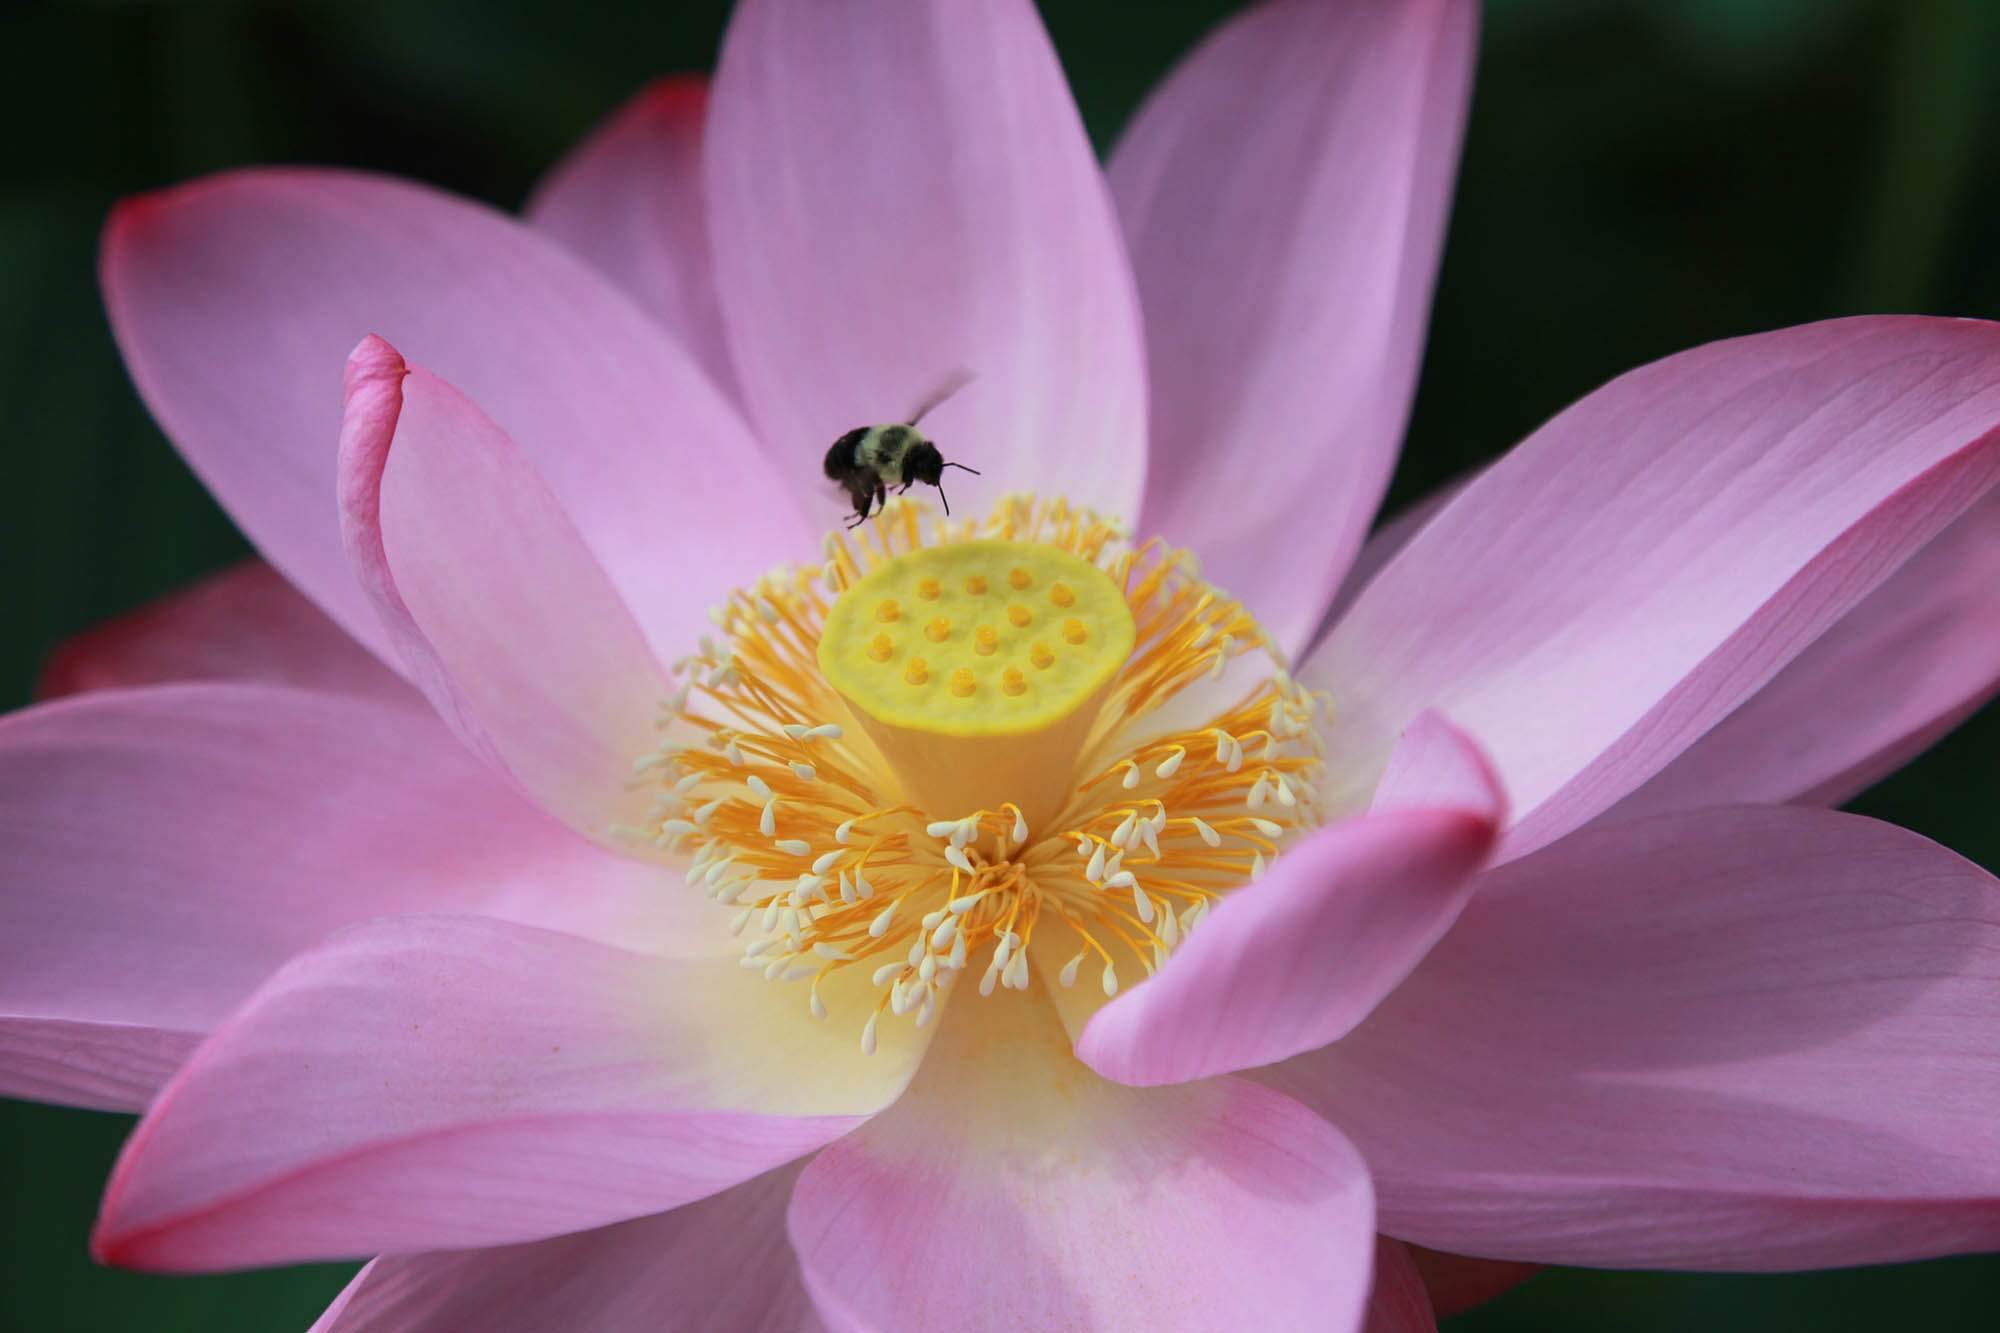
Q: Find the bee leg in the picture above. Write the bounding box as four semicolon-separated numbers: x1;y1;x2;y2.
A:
896;482;914;494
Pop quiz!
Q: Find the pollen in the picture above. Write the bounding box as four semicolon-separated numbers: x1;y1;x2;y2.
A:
632;495;1324;1054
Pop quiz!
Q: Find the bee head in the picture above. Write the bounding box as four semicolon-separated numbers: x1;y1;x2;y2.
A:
903;441;946;485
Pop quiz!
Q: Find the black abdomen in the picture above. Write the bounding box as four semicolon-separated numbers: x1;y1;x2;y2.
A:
825;428;870;479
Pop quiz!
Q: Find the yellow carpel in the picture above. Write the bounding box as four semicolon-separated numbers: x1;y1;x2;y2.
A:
818;539;1137;824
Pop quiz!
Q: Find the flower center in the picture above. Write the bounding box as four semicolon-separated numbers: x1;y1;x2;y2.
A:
633;496;1324;1052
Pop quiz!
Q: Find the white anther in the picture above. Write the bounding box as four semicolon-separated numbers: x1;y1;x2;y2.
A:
839;871;856;904
1214;731;1233;763
930;917;958;952
835;819;856;845
812;850;843;875
1121;763;1141;790
775;838;813;856
782;723;810;740
704;858;735;886
1155;748;1185;779
1226;738;1245;772
1275;776;1297;807
925;819;960;838
853;867;875;899
743;938;776;958
1249;818;1283;838
1248;772;1270;810
1101;962;1120;997
812;942;853;961
1106;869;1137;891
950;819;977;849
1011;809;1029;843
746;775;774;799
724;739;746;767
1192;816;1221;847
868;902;898;938
730;908;753;936
992;933;1015;968
763;957;786;980
1004;950;1030;990
1058;952;1085;988
1140;817;1162;858
759;798;778;837
1076;836;1093;856
922;909;945;930
808;723;845;740
780;965;816;982
1252;851;1267;880
1132;884;1155;924
944;845;975;874
979;961;1002;997
660;819;699;837
673;772;702;794
918;954;937;983
1085;842;1107;882
809;984;827;1021
948;931;968;970
916;992;937;1027
871;961;904;987
693;797;726;825
760;898;783;932
790;762;818;782
949;893;982;914
860;1013;879;1056
1160;907;1180;947
1112;811;1138;848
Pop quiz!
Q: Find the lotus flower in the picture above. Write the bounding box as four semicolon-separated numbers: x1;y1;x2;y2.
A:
8;0;2000;1329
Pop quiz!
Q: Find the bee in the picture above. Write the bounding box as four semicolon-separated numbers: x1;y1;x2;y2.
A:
823;375;981;527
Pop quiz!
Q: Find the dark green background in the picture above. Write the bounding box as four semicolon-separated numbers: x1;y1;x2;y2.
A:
5;0;1999;1327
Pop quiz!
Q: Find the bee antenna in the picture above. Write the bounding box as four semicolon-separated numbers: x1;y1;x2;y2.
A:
942;461;981;475
937;480;952;517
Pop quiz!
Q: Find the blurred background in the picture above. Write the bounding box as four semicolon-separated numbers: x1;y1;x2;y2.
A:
4;0;1999;1327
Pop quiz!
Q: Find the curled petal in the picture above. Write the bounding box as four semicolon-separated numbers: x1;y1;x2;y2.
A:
1270;805;2000;1270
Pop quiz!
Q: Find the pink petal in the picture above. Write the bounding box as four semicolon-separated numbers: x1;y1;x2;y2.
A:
705;0;1147;522
1321;471;1479;645
0;684;696;1113
101;168;809;663
1365;1239;1437;1333
525;77;742;405
1077;713;1502;1087
311;1165;820;1333
789;988;1375;1332
1309;317;2000;859
1115;0;1476;658
37;560;410;705
1615;484;2000;815
339;343;669;841
1268;805;2000;1270
94;914;926;1271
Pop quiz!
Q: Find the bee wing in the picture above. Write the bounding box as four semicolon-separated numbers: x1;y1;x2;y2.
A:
905;370;976;427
